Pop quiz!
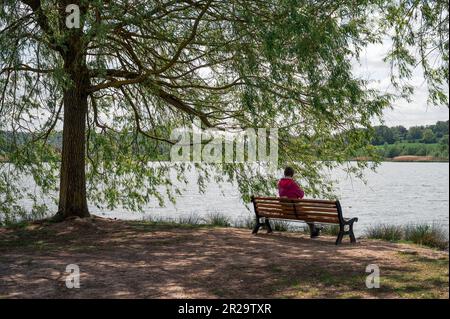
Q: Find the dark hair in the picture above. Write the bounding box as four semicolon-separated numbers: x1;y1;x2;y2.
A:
284;166;294;177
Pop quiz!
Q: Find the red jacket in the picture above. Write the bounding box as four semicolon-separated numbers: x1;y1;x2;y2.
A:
278;178;305;199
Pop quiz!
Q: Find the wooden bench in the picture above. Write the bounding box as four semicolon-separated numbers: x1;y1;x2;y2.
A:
251;196;358;245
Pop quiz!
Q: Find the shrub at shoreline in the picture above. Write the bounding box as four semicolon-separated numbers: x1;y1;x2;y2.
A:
365;223;449;250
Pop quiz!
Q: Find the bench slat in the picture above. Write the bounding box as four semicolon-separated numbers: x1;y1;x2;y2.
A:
256;208;339;217
256;201;336;207
255;200;336;208
252;196;344;223
255;201;337;209
253;196;342;224
251;195;358;244
255;203;338;213
292;203;337;208
295;207;338;213
255;212;340;224
256;210;339;220
253;196;337;204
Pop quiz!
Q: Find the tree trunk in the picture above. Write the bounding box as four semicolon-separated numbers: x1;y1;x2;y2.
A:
55;69;90;219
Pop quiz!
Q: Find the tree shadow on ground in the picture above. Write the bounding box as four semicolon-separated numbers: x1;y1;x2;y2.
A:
0;218;448;298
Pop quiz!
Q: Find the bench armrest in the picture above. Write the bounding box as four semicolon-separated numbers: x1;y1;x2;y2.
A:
344;217;358;225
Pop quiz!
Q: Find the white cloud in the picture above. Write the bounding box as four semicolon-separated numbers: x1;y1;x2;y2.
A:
353;41;449;128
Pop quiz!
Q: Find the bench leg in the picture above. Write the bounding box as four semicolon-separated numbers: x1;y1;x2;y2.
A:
335;221;357;245
349;222;357;243
252;216;262;235
252;223;261;234
335;230;344;245
265;218;273;233
308;223;321;238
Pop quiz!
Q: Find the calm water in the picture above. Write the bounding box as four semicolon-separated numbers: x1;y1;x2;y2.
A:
12;162;450;236
88;162;449;236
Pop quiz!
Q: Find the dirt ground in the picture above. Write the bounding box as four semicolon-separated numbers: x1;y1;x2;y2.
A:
0;216;448;299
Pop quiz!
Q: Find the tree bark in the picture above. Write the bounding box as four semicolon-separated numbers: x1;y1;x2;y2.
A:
55;63;90;219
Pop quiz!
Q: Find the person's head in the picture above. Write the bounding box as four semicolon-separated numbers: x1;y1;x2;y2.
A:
284;166;294;178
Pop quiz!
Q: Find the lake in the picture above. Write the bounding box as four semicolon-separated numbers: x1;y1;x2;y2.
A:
88;162;448;236
10;162;450;236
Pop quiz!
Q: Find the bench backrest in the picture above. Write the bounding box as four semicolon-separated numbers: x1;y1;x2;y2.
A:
251;196;344;225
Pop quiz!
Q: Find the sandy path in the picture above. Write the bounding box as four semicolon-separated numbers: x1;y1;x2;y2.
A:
0;217;448;298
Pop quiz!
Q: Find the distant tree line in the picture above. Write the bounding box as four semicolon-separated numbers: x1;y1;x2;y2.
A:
371;120;449;145
0;130;171;161
370;120;449;159
2;120;449;161
376;143;448;159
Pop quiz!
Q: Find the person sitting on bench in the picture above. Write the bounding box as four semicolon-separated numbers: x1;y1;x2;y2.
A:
277;166;322;237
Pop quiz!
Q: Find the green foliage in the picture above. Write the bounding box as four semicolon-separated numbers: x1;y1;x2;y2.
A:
375;142;448;159
321;224;341;236
366;223;449;250
177;214;202;226
385;144;402;158
366;121;449;159
0;1;448;220
365;224;404;241
422;129;437;144
371;121;449;146
271;220;291;232
372;126;395;145
439;135;449;145
205;212;231;227
407;126;424;141
404;224;449;250
382;0;449;106
233;216;257;230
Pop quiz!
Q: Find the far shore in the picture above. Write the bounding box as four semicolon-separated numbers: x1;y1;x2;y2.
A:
390;155;449;162
353;155;449;163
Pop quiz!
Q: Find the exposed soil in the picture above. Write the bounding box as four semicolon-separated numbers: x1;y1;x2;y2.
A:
0;216;448;299
391;155;447;162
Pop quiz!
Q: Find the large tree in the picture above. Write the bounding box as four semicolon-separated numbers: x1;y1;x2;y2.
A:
0;0;448;222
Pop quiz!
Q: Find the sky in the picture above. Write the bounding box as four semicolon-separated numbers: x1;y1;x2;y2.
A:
355;41;449;128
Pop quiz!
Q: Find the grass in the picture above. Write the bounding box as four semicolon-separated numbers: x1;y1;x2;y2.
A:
142;212;234;228
404;224;449;250
271;220;291;232
275;252;449;298
365;223;449;250
139;215;206;230
0;225;69;251
143;213;290;230
233;216;256;229
365;224;404;241
1;219;31;230
205;212;232;227
177;214;202;225
321;224;341;236
381;252;449;298
293;223;341;236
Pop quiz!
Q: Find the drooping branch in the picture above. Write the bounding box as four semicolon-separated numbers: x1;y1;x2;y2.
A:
19;0;66;54
151;0;213;75
0;12;33;35
156;87;213;128
0;64;54;76
119;86;176;145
